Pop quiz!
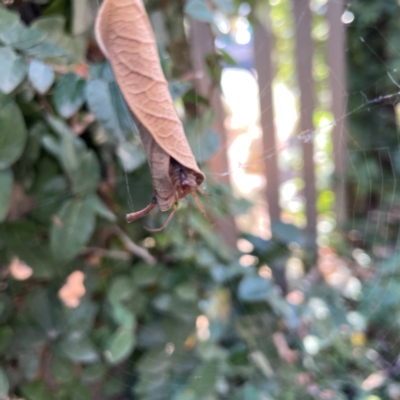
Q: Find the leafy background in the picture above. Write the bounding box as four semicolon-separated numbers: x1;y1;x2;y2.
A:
1;0;400;400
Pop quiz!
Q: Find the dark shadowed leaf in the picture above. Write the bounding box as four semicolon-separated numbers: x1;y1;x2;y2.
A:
108;276;134;305
0;169;12;222
53;73;86;118
132;263;163;287
0;99;27;169
21;381;52;400
28;59;54;94
238;276;272;302
105;328;136;365
59;334;99;363
50;198;96;262
0;46;27;93
18;352;41;380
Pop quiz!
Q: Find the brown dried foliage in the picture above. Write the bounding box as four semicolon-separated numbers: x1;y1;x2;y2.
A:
95;0;205;229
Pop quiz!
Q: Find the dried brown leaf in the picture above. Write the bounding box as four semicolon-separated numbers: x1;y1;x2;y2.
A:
95;0;203;183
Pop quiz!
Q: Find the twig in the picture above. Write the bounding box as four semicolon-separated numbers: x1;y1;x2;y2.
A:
113;226;156;265
81;247;132;261
70;113;96;135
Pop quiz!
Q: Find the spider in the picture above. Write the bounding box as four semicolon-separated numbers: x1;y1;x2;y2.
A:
125;158;207;232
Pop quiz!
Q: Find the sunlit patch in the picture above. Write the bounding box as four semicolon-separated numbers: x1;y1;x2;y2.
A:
352;248;371;267
343;277;362;300
239;254;258;267
351;332;366;347
286;290;304;305
196;315;210;341
258;265;272;279
237;238;254;253
214;11;230;34
303;335;320;355
165;342;175;355
362;372;385;391
9;256;33;281
341;10;355;24
221;68;259;128
58;271;86;308
308;297;330;320
286;257;304;280
143;237;156;248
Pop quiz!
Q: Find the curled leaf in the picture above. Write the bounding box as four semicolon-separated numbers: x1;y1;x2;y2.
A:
95;0;206;229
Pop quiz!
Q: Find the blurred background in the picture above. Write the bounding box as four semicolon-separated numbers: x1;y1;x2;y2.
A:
1;0;400;399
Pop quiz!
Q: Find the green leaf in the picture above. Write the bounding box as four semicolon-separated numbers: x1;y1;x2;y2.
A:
27;289;63;335
0;7;19;34
0;327;12;355
59;134;100;195
0;367;9;399
238;276;273;302
105;328;136;365
59;334;99;363
41;134;61;157
0;22;46;50
188;128;220;163
21;381;52;400
111;304;135;329
28;59;54;94
271;221;304;245
234;384;260;400
186;112;220;163
50;198;96;262
70;150;100;195
0;46;27;94
132;264;163;287
186;360;219;397
116;142;146;173
0;99;27;169
169;81;192;101
108;276;134;305
185;0;214;22
218;49;237;66
51;356;75;383
81;364;106;383
86;194;116;222
0;169;12;222
53;73;86;118
18;352;41;380
85;79;119;137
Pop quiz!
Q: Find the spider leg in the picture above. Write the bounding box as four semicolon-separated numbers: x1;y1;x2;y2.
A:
126;196;157;223
191;190;207;219
196;185;210;197
144;202;178;232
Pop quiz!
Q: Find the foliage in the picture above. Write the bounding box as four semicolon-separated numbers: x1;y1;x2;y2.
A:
0;1;400;400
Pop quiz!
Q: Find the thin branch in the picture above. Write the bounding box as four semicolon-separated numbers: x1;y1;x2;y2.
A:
81;247;132;262
113;226;156;265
